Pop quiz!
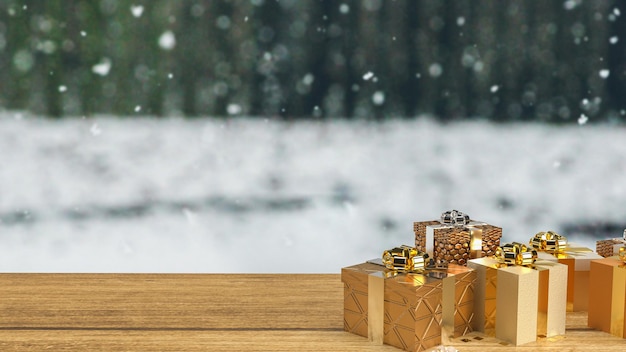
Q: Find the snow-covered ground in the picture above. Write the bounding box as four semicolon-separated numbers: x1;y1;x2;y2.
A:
1;113;625;273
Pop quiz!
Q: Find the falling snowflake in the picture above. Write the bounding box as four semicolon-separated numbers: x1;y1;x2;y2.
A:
362;71;374;80
490;85;499;93
339;4;350;14
610;36;619;44
227;104;242;115
577;114;588;125
302;73;314;85
90;123;102;136
599;69;610;79
614;8;621;16
130;5;144;18
80;31;87;37
168;73;174;79
428;63;443;77
372;91;385;105
134;105;142;112
457;17;465;26
58;85;67;93
92;58;112;76
182;208;196;225
158;30;176;50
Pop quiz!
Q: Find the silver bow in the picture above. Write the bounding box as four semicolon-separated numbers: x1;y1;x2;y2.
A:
440;209;470;226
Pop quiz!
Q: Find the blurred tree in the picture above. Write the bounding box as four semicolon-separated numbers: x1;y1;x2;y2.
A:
0;0;622;122
607;0;626;117
3;1;33;111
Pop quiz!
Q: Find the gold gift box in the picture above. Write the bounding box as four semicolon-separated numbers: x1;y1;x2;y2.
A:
597;238;626;258
341;261;476;352
467;257;567;346
535;245;602;312
414;220;502;266
588;257;626;338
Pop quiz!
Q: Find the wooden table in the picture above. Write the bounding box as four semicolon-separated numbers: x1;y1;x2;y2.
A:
0;274;624;351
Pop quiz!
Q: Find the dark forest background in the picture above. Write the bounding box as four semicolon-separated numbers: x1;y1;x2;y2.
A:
1;0;626;122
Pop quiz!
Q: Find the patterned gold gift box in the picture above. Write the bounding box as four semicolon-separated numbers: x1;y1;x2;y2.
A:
414;210;502;266
588;256;626;338
596;230;626;258
467;255;567;346
341;261;476;352
530;231;602;312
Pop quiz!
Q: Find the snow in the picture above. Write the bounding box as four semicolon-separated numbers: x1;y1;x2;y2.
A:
0;115;625;273
599;69;610;79
158;31;176;51
130;5;144;18
372;91;385;105
429;63;443;77
92;58;112;76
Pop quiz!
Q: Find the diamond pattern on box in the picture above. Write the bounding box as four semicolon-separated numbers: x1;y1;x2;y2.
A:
454;271;476;337
342;270;368;337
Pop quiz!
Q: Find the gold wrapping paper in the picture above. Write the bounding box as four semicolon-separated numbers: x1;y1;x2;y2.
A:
341;261;476;352
533;236;602;312
468;257;567;345
588;257;626;338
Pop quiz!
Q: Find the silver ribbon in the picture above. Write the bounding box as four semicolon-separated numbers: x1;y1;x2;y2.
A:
424;210;483;258
440;209;471;226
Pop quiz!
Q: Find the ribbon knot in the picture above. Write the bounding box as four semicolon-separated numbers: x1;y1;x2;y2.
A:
382;245;427;272
530;230;568;253
495;242;537;266
440;209;470;226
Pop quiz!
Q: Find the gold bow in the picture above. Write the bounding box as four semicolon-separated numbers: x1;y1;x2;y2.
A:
620;247;626;263
529;231;567;253
495;242;537;266
382;245;427;272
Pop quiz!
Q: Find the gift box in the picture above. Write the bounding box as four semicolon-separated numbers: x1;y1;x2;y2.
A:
596;230;626;258
341;261;476;352
531;231;602;312
413;211;502;266
468;256;567;345
588;257;626;338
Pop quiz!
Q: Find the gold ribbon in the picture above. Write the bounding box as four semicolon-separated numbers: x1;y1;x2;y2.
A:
495;242;537;266
529;230;592;257
529;231;567;253
382;245;427;272
620;247;626;263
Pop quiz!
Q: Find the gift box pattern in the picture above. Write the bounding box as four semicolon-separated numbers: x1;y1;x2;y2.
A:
342;263;476;352
597;239;626;258
414;221;502;265
342;262;380;338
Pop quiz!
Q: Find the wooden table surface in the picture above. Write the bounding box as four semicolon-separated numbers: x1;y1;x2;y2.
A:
0;273;624;351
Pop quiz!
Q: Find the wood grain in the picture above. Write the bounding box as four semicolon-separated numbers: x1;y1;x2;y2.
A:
0;273;624;351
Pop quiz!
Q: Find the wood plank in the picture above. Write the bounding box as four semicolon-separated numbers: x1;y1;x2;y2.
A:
0;273;625;351
0;274;342;329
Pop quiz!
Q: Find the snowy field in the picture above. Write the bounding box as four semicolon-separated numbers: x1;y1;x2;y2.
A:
1;113;625;273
